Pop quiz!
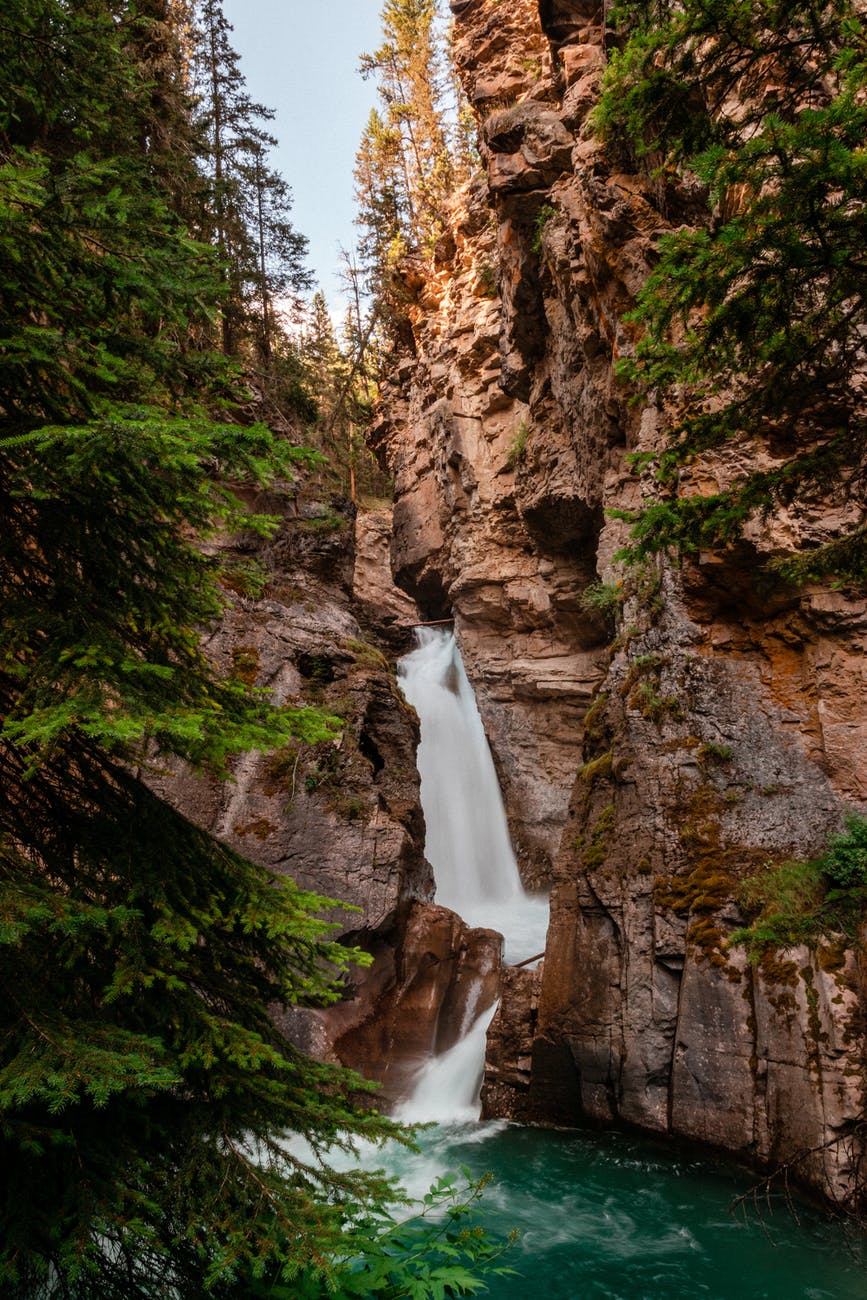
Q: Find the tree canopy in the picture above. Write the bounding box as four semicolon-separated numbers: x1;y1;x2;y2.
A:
597;0;867;587
355;0;475;297
193;0;312;364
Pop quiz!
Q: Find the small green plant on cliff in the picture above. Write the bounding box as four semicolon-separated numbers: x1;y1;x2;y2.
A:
531;203;558;255
578;750;614;785
580;580;621;619
506;418;530;469
300;508;348;534
632;680;682;724
581;803;617;872
731;815;867;957
520;55;544;82
343;637;390;670
477;261;498;297
698;740;733;764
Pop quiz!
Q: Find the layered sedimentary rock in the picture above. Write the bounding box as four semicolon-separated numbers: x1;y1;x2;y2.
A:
331;901;502;1105
154;486;428;936
156;478;501;1083
371;0;867;1201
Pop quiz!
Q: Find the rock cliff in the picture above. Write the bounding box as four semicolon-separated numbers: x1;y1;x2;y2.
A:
155;475;502;1101
370;0;867;1203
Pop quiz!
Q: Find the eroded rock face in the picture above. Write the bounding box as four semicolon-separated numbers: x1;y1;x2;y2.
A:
155;487;505;1096
331;901;502;1106
153;490;430;938
526;589;866;1194
372;0;867;1202
481;965;542;1123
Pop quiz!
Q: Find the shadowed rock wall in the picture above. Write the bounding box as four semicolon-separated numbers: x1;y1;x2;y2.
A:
371;0;867;1203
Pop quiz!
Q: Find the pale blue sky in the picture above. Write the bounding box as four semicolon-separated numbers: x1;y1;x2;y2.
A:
222;0;383;315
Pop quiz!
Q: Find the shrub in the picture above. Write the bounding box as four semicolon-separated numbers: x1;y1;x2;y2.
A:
506;419;530;469
731;815;867;957
823;815;867;889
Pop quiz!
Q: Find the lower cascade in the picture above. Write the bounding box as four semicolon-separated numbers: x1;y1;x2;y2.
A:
394;1001;499;1126
396;627;549;1121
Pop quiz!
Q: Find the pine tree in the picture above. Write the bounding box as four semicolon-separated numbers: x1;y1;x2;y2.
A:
0;2;407;1290
123;0;198;199
300;292;391;503
356;0;459;289
354;106;412;288
596;0;867;586
193;0;311;362
369;0;454;228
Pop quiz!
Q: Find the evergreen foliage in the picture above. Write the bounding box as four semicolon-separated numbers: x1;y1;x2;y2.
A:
355;106;411;282
355;0;475;296
597;0;867;586
192;0;312;364
359;0;453;243
300;291;391;503
0;751;404;1295
0;3;496;1293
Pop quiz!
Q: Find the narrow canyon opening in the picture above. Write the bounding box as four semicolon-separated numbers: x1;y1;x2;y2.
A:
395;626;549;1121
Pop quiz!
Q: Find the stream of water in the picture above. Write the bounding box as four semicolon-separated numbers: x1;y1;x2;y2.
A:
388;628;864;1297
378;1121;866;1299
397;627;549;967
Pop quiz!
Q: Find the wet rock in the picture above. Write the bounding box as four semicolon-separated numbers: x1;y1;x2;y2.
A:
332;901;503;1106
152;488;434;1089
481;964;543;1122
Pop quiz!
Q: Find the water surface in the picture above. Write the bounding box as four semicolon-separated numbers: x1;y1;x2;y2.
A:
378;1122;866;1300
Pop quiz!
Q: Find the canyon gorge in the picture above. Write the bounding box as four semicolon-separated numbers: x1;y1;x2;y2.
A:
162;0;867;1215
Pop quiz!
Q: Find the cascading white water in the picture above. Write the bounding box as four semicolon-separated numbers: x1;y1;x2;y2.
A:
398;628;549;968
394;1002;500;1125
395;628;549;1124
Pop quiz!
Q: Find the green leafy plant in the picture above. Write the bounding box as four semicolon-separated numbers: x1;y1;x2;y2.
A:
245;1172;519;1298
731;816;867;956
579;580;621;618
506;418;530;469
632;680;681;724
532;203;558;254
343;638;391;670
300;508;348;533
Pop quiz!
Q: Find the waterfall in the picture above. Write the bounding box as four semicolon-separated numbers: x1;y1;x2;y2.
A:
394;1002;500;1125
398;627;549;967
395;628;549;1122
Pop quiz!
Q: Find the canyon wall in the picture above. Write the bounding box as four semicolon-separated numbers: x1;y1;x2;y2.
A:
371;0;867;1201
155;478;502;1102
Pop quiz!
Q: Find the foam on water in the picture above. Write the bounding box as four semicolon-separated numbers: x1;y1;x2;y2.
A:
395;1002;499;1125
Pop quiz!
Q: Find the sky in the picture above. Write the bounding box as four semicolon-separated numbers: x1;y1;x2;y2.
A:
221;0;384;318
